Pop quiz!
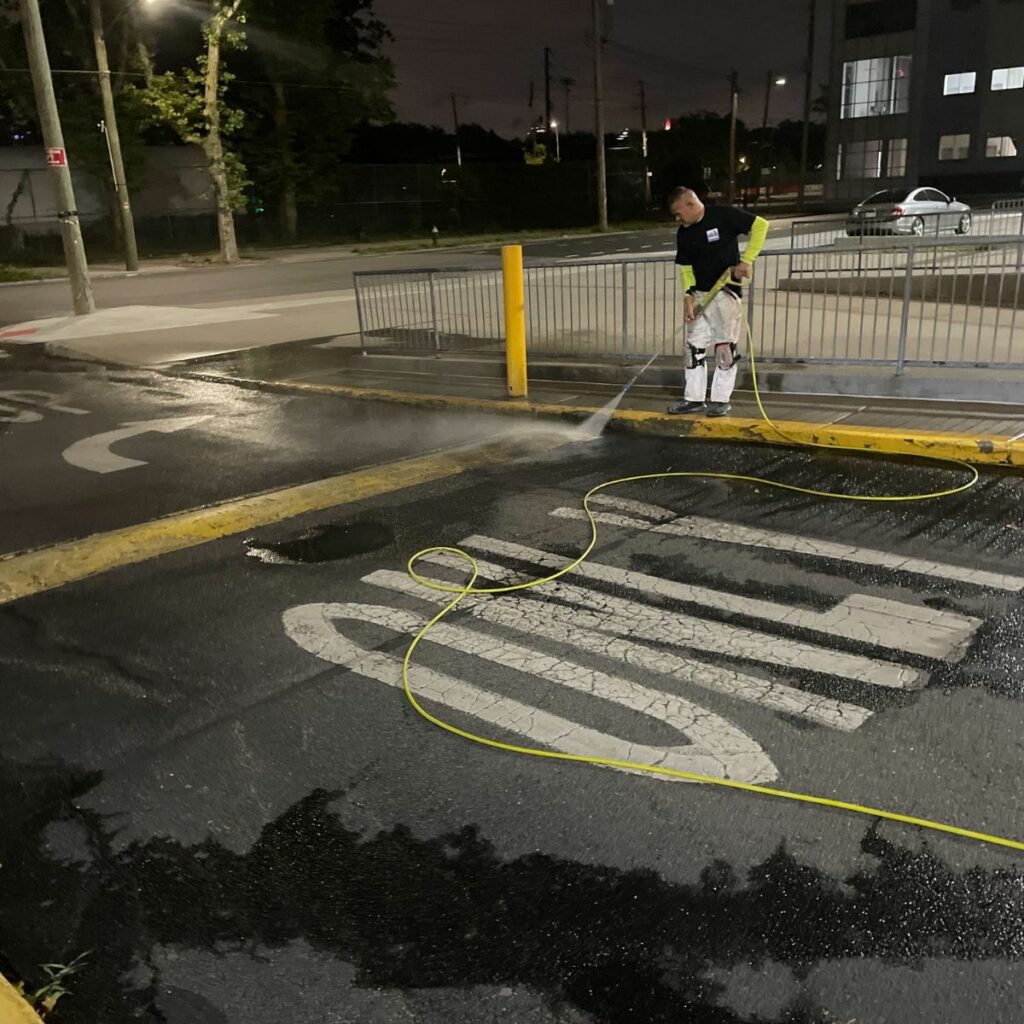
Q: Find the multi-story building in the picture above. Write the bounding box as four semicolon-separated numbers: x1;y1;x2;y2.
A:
825;0;1024;201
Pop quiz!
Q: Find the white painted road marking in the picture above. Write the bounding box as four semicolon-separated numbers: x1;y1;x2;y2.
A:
283;602;777;783
61;415;211;474
364;569;873;732
409;551;923;690
457;534;981;662
0;390;89;415
554;501;1024;592
0;402;42;424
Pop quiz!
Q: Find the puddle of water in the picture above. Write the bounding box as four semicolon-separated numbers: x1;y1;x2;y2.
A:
246;521;395;564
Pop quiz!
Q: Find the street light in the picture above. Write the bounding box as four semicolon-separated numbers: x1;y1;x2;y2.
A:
550;119;561;162
759;70;787;203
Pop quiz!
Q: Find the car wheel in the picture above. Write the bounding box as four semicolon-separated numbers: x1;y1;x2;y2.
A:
956;213;972;235
911;217;924;236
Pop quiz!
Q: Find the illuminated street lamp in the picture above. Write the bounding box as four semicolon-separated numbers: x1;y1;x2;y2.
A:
550;119;561;162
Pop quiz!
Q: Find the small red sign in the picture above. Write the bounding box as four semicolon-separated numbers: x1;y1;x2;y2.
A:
46;147;67;167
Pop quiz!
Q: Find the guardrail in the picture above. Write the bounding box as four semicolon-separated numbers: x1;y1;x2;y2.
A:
354;236;1024;374
993;197;1024;212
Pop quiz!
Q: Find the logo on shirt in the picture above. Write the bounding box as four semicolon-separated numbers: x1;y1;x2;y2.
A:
706;228;720;242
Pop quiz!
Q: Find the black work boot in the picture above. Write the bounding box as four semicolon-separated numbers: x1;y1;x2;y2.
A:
666;399;706;415
706;402;732;417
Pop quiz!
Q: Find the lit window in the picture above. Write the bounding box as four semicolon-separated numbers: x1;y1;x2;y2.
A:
938;133;971;160
943;72;977;95
837;139;884;179
986;135;1018;158
887;138;908;176
991;67;1024;90
841;56;912;118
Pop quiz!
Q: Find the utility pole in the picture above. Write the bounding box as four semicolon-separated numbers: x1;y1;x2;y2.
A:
798;0;817;211
592;0;608;230
20;0;94;314
727;69;739;206
639;79;651;209
450;92;462;167
560;76;574;134
90;0;138;272
543;46;552;128
759;69;773;205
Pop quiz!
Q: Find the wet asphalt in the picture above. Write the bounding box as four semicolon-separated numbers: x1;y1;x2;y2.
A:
3;344;1024;1023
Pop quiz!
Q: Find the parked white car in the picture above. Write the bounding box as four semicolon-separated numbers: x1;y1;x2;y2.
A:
846;188;972;236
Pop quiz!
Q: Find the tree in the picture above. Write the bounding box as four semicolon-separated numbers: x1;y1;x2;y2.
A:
231;0;393;242
0;0;150;249
143;0;249;261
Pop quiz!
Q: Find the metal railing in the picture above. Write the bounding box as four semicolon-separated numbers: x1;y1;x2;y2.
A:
789;208;1024;268
354;236;1024;373
993;197;1024;212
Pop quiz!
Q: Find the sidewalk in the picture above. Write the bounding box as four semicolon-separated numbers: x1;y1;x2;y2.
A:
178;342;1024;468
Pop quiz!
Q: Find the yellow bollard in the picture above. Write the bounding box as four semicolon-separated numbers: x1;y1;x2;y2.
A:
501;244;528;398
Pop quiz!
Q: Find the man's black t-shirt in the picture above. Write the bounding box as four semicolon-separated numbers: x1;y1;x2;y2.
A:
674;205;757;297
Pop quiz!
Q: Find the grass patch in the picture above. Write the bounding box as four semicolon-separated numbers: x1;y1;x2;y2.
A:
0;264;45;283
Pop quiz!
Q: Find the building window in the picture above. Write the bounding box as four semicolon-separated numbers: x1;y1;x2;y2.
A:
841;56;913;118
943;72;976;95
845;0;917;38
887;138;908;175
836;139;885;179
938;133;971;160
986;135;1019;157
991;66;1024;90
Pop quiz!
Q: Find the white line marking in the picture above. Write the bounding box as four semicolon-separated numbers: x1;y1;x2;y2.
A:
556;502;1024;592
0;389;89;415
409;552;923;690
456;535;981;662
364;569;873;732
61;415;210;474
283;602;777;783
0;402;43;424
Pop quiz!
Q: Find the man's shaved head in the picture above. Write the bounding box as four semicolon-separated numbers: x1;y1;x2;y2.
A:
669;187;705;227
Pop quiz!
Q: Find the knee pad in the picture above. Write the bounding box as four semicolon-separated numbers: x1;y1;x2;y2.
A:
687;345;707;370
715;342;740;370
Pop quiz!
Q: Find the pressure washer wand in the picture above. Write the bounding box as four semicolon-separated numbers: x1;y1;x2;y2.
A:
621;353;659;395
692;268;742;322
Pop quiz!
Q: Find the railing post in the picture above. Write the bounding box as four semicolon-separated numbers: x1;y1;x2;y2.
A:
620;260;629;358
427;271;440;352
895;241;914;377
354;274;367;355
502;244;528;397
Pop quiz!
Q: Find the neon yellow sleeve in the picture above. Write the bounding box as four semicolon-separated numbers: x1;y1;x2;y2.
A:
678;265;696;292
741;216;769;263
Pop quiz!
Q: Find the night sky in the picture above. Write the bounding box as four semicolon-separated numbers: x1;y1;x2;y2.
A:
372;0;832;137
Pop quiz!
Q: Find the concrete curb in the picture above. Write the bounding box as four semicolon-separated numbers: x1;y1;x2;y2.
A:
0;974;45;1024
206;375;1024;468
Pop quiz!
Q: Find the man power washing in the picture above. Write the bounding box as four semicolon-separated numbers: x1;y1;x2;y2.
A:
666;187;769;417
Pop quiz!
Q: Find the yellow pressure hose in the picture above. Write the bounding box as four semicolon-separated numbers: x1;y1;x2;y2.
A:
400;269;1023;853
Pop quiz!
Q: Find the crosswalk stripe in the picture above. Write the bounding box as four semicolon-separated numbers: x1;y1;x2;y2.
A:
553;506;1024;592
399;553;924;690
458;534;980;662
283;601;777;783
363;569;874;731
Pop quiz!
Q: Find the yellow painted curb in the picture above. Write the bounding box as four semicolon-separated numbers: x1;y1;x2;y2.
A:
0;975;44;1024
266;379;1024;468
0;438;550;607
